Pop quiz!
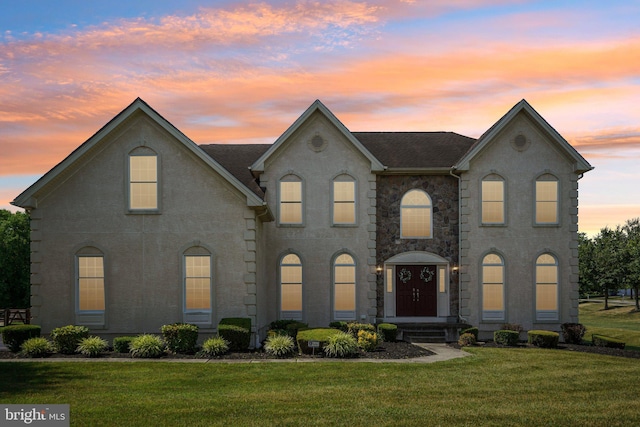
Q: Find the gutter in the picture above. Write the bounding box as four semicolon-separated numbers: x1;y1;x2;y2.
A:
449;166;468;326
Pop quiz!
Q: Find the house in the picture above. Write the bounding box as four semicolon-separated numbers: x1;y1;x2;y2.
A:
12;98;592;342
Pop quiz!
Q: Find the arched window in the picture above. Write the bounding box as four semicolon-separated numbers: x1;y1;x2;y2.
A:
183;246;213;325
333;175;356;225
481;174;504;224
76;246;106;327
128;147;159;211
279;175;303;225
280;254;303;320
536;174;559;224
333;253;356;320
482;253;504;321
536;253;559;320
400;190;432;238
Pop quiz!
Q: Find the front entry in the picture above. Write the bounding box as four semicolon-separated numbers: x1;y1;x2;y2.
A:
396;265;437;316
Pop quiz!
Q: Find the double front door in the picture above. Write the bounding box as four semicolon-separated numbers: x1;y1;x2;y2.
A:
396;265;437;317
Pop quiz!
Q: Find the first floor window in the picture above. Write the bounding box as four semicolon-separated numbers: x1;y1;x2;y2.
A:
334;253;356;320
536;253;558;320
280;254;302;320
185;255;212;311
78;256;105;311
482;253;504;321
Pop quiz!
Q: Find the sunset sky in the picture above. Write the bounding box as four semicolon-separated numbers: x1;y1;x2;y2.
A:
1;0;639;236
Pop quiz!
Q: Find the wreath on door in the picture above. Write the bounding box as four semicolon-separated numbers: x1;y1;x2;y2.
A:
420;267;434;283
398;268;412;283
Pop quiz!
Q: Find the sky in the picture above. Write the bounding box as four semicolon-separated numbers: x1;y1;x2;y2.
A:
1;0;639;236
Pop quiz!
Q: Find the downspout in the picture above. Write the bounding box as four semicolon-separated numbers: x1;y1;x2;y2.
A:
449;166;468;325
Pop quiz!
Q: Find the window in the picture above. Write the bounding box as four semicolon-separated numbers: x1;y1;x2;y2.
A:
279;176;302;224
333;253;356;320
482;175;504;224
333;176;356;225
280;254;302;320
536;253;558;320
129;154;158;210
78;256;105;312
482;253;504;321
400;190;432;238
536;175;559;224
76;248;106;327
183;248;213;325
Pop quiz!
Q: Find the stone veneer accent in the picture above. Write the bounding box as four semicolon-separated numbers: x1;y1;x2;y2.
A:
375;174;460;318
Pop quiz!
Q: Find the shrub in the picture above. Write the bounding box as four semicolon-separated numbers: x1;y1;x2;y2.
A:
494;330;519;346
357;330;379;352
199;336;230;358
296;328;342;355
270;319;301;331
161;323;199;354
501;323;523;333
113;336;136;353
77;336;109;357
561;323;586;344
218;325;250;351
219;317;251;330
458;333;476;347
377;323;398;342
592;334;625;349
528;330;560;348
264;334;296;358
324;331;359;358
347;322;375;337
329;321;349;332
50;325;89;354
20;337;53;358
129;334;165;358
1;324;41;352
460;327;478;341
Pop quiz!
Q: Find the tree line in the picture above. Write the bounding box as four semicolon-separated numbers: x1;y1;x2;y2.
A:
579;218;640;310
0;209;30;308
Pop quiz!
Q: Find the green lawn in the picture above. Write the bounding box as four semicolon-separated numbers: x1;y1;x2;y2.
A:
2;348;640;426
579;301;640;349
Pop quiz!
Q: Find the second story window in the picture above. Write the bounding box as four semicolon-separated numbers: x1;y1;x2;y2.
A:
333;176;356;225
279;176;303;225
129;153;158;211
400;189;432;238
481;175;505;224
536;175;559;224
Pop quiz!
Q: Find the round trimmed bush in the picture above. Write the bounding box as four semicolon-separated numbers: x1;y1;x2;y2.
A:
561;323;586;344
377;323;398;342
50;325;90;354
129;334;165;358
458;332;476;347
528;330;559;348
357;330;379;352
324;331;359;358
161;323;199;354
494;329;519;346
199;336;230;358
264;334;296;358
20;337;54;358
460;327;478;341
296;328;342;355
113;336;136;353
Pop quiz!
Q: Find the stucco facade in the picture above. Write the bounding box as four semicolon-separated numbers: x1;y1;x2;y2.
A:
13;98;592;343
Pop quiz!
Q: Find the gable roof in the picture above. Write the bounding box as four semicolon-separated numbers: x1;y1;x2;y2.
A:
199;144;271;196
250;100;385;173
454;99;593;174
12;98;267;209
354;132;476;171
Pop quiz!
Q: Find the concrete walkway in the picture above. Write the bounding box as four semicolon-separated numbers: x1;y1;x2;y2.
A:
0;341;470;363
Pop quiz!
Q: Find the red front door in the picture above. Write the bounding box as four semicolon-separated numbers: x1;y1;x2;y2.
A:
396;265;437;317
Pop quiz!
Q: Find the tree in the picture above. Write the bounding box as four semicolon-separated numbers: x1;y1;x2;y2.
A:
591;226;626;310
0;209;30;308
623;218;640;310
578;232;599;297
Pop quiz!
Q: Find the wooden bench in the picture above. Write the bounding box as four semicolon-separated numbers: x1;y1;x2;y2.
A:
1;308;31;326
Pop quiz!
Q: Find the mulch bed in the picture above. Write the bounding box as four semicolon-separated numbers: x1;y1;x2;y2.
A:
0;340;433;360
